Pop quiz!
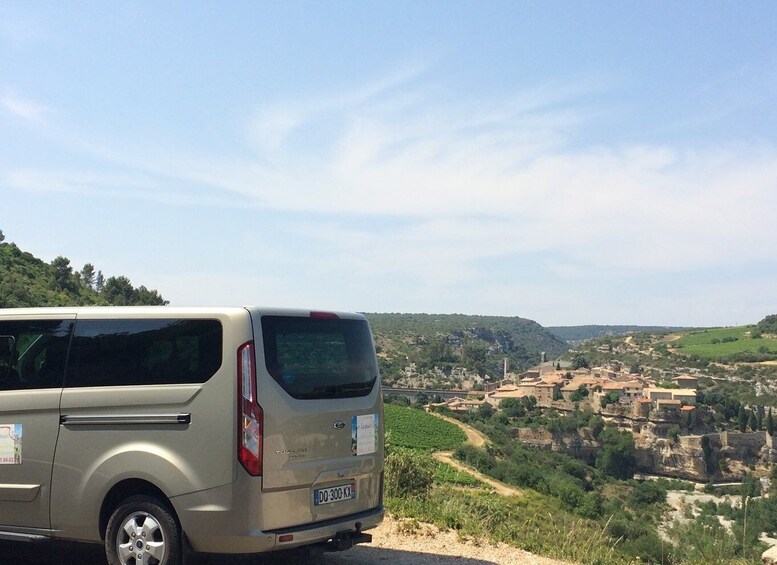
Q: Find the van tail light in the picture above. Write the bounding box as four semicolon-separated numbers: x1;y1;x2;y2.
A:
237;341;263;476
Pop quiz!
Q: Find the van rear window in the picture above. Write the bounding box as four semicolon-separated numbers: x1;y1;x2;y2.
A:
261;316;378;399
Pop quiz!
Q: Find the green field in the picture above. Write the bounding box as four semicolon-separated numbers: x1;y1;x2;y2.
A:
384;404;467;451
671;326;777;359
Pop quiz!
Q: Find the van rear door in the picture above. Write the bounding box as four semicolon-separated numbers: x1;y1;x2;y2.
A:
247;310;382;530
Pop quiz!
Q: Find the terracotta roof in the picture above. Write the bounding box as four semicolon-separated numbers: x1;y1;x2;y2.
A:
490;389;532;398
681;406;696;411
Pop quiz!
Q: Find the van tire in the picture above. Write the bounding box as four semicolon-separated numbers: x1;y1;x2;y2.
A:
105;495;182;565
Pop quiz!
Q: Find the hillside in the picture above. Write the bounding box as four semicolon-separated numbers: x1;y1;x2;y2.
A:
366;313;568;386
565;317;777;406
0;229;167;307
548;325;691;343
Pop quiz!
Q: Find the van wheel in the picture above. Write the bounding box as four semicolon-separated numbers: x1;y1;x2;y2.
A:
105;495;182;565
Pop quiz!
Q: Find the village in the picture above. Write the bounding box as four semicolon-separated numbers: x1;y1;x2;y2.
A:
389;356;777;484
426;358;699;422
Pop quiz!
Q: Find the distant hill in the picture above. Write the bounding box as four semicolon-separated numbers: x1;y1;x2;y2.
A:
0;229;167;308
548;325;692;343
365;313;569;381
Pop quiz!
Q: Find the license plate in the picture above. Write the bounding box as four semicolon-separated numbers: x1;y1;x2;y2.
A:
314;482;356;506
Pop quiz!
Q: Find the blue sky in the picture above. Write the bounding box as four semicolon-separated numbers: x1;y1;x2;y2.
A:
1;2;776;326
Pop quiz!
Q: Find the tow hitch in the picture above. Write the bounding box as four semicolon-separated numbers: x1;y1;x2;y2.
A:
329;530;372;552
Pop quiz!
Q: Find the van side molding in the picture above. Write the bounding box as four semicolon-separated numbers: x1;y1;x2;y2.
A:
59;413;192;426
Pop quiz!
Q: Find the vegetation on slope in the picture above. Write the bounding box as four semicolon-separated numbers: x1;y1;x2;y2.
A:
549;324;691;343
385;398;770;564
384;404;466;451
366;312;568;381
0;229;167;308
673;324;777;362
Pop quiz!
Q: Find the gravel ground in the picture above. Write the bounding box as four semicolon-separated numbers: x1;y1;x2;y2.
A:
319;515;570;565
0;516;569;565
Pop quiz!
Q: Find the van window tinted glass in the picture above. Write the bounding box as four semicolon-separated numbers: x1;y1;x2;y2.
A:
261;316;378;399
66;319;222;387
0;319;73;390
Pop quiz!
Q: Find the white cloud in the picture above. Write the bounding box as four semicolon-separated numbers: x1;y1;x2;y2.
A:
2;89;51;123
6;70;777;295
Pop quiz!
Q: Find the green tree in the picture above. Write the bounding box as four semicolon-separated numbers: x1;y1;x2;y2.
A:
500;397;526;419
588;414;605;438
0;229;5;242
596;427;636;480
462;342;488;376
757;314;777;334
80;263;96;289
701;435;716;477
101;276;135;305
767;408;774;436
570;384;589;402
477;402;494;419
738;406;748;432
741;472;761;499
600;391;620;408
748;410;759;432
133;285;168;306
571;354;589;370
95;270;104;292
50;256;76;292
414;391;430;406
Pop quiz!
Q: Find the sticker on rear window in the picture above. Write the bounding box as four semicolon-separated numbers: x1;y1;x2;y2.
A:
0;424;22;464
351;414;378;456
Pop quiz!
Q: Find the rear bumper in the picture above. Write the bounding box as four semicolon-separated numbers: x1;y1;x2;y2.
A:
174;483;384;554
266;506;384;551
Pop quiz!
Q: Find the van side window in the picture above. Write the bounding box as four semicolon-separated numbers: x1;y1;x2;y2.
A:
66;319;222;387
261;316;378;399
0;320;73;390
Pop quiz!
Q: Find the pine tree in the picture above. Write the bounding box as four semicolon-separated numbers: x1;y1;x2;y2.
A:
738;406;748;433
81;263;96;289
748;410;759;432
95;271;104;293
768;408;774;436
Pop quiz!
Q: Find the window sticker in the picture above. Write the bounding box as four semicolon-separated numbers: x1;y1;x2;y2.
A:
351;414;378;456
0;424;22;465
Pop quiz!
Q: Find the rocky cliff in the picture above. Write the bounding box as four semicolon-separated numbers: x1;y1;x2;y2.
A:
514;425;777;482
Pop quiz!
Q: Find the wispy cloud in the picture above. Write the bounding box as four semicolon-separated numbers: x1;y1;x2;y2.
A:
2;89;51;124
7;68;777;291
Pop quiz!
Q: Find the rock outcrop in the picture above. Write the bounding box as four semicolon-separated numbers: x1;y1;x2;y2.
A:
514;425;777;482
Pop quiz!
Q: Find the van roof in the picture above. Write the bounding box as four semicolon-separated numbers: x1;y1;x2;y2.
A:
0;306;367;321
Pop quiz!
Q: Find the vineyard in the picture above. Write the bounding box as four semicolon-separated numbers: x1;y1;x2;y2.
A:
385;404;467;451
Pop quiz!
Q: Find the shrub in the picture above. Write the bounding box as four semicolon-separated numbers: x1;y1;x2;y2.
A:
385;449;434;498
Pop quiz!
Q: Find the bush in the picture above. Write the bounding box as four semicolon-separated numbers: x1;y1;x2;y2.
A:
385;449;434;498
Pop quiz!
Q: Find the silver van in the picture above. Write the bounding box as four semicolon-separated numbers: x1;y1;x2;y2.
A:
0;307;384;564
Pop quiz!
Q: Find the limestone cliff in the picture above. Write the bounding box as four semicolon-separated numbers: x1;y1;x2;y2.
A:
514;425;777;482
